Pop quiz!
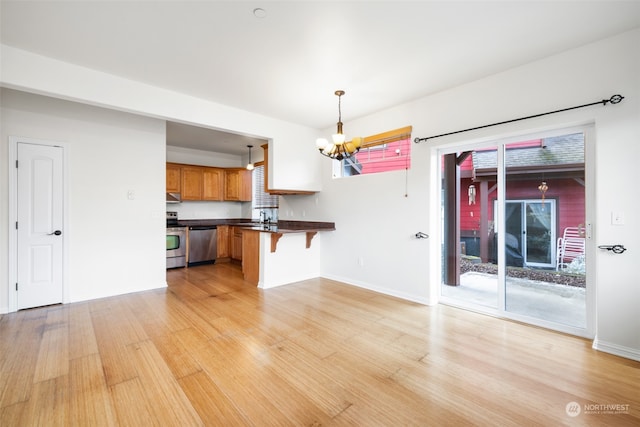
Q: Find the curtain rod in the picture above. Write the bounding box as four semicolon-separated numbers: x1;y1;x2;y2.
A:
413;94;624;144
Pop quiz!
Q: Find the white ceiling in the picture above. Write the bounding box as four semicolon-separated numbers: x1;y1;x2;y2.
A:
2;1;640;155
166;121;267;155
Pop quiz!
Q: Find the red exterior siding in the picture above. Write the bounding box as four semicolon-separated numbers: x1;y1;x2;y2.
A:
354;138;411;174
459;177;585;235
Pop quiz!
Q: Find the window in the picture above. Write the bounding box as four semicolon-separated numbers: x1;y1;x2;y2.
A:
252;163;278;208
340;126;412;177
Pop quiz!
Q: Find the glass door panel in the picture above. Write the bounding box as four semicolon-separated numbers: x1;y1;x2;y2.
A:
504;135;586;328
440;148;499;309
525;201;554;266
504;202;524;267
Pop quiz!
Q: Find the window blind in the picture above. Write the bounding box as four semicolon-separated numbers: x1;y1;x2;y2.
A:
253;164;279;208
360;125;413;149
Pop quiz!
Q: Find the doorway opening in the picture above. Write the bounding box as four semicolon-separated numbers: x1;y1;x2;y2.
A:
438;127;592;336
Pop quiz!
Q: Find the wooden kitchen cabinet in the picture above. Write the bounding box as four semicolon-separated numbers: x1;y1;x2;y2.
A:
180;165;223;201
181;166;204;200
242;230;260;284
224;168;252;201
216;225;230;259
166;163;182;193
231;227;243;262
203;167;224;201
168;162;252;202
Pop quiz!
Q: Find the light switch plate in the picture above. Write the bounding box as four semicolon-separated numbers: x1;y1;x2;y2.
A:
611;211;624;225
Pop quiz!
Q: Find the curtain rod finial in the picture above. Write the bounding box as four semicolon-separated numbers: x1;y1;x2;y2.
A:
609;94;624;104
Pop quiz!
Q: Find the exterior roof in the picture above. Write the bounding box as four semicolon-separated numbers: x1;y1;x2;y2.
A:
473;133;584;170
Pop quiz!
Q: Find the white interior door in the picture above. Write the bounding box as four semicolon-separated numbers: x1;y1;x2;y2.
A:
17;142;64;309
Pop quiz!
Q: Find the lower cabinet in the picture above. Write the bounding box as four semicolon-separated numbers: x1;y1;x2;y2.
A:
216;225;230;259
214;225;260;284
231;227;243;262
215;225;244;263
242;230;260;284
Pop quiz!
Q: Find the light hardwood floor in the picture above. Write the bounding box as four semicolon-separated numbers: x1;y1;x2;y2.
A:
1;262;638;426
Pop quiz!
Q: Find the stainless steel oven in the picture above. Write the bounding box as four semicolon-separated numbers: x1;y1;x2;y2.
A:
167;212;186;268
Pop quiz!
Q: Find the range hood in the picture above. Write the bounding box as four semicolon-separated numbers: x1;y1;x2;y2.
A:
166;192;181;203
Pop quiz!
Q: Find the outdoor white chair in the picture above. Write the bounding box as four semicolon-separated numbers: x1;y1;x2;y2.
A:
556;226;586;271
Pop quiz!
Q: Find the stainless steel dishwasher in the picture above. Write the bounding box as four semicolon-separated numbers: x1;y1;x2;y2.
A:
187;226;217;266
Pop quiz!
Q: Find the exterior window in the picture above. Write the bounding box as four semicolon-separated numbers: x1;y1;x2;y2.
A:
252;163;278;208
339;126;412;177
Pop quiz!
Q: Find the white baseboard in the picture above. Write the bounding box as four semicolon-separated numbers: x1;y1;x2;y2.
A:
321;274;433;306
592;337;640;362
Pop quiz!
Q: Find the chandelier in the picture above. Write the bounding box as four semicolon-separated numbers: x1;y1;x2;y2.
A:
316;90;362;160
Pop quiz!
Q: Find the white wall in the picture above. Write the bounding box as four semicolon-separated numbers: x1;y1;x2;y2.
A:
0;89;167;310
258;232;321;289
291;29;639;360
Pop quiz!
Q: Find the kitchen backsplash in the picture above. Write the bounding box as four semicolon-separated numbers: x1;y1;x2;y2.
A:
168;201;250;219
253;207;279;223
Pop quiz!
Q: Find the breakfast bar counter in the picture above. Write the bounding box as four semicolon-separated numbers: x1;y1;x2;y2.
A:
238;221;335;288
176;218;335;288
234;220;336;253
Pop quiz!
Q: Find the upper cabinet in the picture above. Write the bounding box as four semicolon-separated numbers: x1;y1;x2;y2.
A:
203;168;224;201
224;168;252;201
166;163;182;193
181;165;204;200
167;163;251;202
261;144;315;195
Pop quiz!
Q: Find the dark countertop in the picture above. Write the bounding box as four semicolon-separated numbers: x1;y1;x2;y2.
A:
177;218;335;234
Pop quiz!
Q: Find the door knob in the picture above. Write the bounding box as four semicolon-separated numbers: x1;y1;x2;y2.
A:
48;230;62;236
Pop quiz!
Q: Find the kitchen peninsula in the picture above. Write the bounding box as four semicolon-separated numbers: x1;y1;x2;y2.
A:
178;219;335;288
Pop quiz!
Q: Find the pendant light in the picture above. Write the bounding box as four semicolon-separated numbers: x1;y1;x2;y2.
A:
246;145;254;170
315;90;362;160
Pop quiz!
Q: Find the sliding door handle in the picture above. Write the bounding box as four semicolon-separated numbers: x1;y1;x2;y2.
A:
598;244;626;254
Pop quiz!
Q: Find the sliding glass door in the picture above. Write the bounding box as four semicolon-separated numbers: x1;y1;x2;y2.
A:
501;200;556;268
439;128;591;335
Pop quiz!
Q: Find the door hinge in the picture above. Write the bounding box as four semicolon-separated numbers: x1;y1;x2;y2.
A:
16;283;18;291
16;221;18;230
16;160;18;168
